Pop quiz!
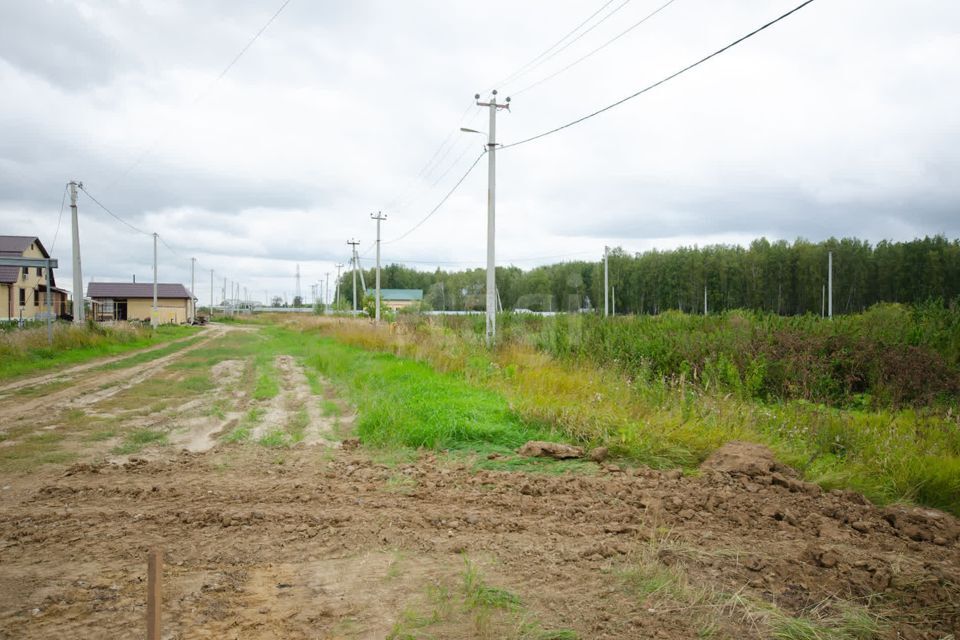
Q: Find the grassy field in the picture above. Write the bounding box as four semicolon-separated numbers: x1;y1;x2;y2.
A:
0;322;200;381
272;314;960;516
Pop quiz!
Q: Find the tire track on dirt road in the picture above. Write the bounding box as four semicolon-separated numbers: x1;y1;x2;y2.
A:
0;325;233;425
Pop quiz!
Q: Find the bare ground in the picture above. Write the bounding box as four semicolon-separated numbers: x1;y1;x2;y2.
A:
0;328;958;639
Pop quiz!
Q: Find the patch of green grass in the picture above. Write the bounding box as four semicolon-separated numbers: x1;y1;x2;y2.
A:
93;333;205;371
0;323;199;382
0;430;76;472
28;431;65;445
320;399;341;417
258;429;287;448
12;381;60;397
305;336;556;451
208;400;227;420
463;558;521;611
177;374;215;393
222;425;250;443
223;408;263;444
385;472;418;494
111;428;167;455
386;557;569;640
84;429;117;442
287;408;309;443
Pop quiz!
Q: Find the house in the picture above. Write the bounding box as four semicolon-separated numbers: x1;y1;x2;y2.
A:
87;282;195;324
365;288;423;311
0;235;69;321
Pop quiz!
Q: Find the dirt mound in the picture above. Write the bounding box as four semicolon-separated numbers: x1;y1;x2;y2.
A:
3;446;959;639
700;440;787;476
518;440;584;459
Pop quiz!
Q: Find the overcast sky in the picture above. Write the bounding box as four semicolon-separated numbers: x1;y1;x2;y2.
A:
1;0;958;303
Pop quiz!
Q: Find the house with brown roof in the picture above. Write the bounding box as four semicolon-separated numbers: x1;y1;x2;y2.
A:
0;235;69;321
88;282;195;324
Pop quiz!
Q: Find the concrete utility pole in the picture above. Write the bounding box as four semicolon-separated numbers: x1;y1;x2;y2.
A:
210;269;214;317
347;240;360;313
324;272;330;314
475;90;510;348
151;233;158;328
69;181;84;323
828;251;833;319
371;212;386;321
190;257;196;322
222;277;227;308
603;246;610;318
335;263;344;309
295;264;301;307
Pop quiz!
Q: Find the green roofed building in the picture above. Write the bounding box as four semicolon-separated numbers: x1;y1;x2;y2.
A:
365;288;423;311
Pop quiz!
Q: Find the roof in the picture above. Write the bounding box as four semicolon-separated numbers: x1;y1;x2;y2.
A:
0;236;52;285
87;282;194;299
365;288;423;302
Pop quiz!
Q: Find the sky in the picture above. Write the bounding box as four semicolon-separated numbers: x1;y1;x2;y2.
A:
1;0;958;304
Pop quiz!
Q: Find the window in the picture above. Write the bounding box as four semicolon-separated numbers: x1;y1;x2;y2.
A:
34;289;39;306
22;267;28;279
36;267;42;277
19;288;25;306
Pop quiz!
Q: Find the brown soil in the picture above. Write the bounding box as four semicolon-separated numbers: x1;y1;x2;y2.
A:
0;336;958;639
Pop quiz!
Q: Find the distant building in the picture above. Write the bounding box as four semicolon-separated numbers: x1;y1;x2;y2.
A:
365;288;423;311
88;282;195;324
0;235;69;321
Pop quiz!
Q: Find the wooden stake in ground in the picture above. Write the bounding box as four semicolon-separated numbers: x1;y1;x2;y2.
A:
147;548;162;640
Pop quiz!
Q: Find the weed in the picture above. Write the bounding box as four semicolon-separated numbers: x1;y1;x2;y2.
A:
321;399;341;417
463;558;521;611
84;429;117;442
112;429;167;455
258;429;287;448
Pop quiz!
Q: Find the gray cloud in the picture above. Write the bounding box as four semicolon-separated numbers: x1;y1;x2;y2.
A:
1;0;958;301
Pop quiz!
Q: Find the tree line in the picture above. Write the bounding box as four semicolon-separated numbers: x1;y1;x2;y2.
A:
336;235;960;315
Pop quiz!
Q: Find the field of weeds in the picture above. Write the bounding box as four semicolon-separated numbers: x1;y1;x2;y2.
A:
278;311;960;516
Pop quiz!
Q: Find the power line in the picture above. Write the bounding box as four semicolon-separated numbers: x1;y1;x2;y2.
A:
489;0;620;90
501;0;637;89
383;151;486;245
502;0;818;150
384;105;482;214
157;234;180;257
78;185;151;236
513;0;680;97
104;0;294;191
50;183;68;252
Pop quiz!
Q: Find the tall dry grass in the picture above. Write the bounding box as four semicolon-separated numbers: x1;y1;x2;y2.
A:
289;314;960;516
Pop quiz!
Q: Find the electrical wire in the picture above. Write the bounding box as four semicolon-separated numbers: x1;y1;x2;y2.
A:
104;0;294;191
488;0;620;91
383;151;486;245
502;0;818;150
384;105;482;214
512;0;680;97
50;183;68;252
500;0;637;90
78;185;151;236
157;234;180;257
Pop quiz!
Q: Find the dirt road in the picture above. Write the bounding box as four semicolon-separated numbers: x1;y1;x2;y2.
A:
0;327;958;639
